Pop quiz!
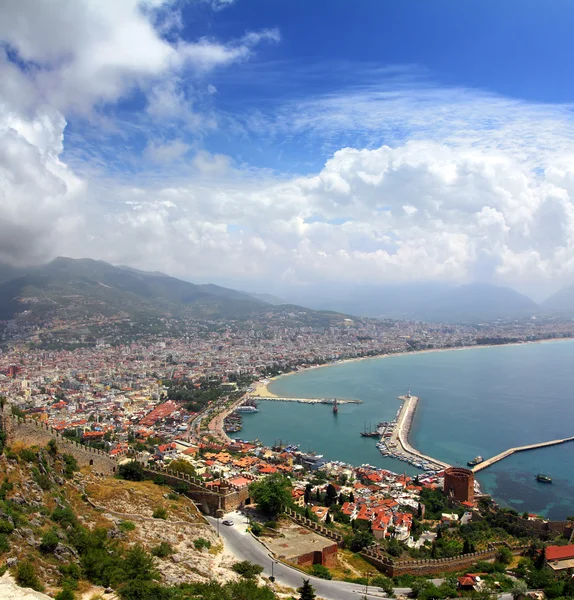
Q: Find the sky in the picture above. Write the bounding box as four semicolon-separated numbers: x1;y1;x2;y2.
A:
3;0;574;300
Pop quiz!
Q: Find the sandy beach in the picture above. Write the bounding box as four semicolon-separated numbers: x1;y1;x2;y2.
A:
248;337;574;397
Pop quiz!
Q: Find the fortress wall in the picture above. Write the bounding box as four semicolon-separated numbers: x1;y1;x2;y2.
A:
5;416;117;475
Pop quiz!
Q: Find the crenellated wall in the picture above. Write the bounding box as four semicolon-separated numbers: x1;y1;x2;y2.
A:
360;542;528;576
4;415;118;475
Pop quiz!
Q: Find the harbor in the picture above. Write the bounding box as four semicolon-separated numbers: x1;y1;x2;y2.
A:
366;392;452;472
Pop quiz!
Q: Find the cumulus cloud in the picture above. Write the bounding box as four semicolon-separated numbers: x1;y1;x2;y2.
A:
0;0;278;264
3;1;574;293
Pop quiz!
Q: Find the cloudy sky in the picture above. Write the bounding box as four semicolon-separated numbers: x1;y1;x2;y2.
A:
2;0;574;299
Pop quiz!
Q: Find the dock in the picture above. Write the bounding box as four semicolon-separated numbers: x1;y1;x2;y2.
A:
375;394;451;471
472;435;574;473
391;394;451;470
253;397;362;405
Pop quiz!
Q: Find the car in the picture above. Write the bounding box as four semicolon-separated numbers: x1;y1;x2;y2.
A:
222;519;234;526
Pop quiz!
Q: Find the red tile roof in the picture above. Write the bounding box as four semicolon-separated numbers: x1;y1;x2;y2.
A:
546;545;574;562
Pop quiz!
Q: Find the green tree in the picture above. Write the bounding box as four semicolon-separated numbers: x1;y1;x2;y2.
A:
496;545;513;565
39;529;60;553
55;588;76;600
325;483;338;507
510;580;528;599
311;564;332;579
118;461;145;481
248;474;293;515
298;579;316;600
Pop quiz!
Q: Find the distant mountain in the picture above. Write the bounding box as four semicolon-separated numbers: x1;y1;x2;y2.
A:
541;283;574;315
0;257;350;327
282;282;539;323
418;283;538;323
247;292;285;305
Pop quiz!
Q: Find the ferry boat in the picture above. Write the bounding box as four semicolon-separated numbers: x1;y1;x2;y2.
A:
536;473;552;483
235;405;259;413
467;455;484;467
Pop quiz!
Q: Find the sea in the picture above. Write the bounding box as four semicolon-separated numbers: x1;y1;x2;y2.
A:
230;340;574;520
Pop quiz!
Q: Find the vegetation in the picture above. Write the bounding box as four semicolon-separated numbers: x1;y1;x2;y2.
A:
152;542;174;558
231;560;264;579
311;564;332;579
248;473;293;515
297;579;316;600
118;520;136;532
152;507;168;520
118;461;145;481
16;560;44;592
193;537;211;551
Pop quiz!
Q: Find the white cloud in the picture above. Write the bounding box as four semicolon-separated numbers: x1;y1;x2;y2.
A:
144;139;191;163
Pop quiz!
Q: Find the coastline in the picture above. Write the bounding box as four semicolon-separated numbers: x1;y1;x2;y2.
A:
255;336;574;397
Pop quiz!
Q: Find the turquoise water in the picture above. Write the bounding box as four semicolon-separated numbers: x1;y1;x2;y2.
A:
231;341;574;519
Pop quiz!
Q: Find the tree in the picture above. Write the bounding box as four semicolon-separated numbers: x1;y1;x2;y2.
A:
298;579;316;600
349;491;355;503
47;438;58;457
119;461;145;481
248;474;293;515
325;483;338;507
304;483;312;505
496;545;513;565
462;538;475;554
325;512;332;524
167;459;195;477
510;580;528;599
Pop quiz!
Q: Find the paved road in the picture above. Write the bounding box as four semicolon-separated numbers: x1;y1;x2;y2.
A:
208;511;398;599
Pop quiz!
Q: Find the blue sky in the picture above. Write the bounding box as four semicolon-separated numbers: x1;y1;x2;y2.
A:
3;0;574;297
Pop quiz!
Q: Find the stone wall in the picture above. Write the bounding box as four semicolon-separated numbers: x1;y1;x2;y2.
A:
283;507;344;546
360;542;528;577
5;416;118;475
142;464;249;515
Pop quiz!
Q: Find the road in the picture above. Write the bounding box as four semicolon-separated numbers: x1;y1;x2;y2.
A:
208;511;403;599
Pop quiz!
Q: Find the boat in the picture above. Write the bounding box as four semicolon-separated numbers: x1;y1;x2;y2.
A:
235;405;259;413
333;399;338;415
467;456;484;467
536;473;552;483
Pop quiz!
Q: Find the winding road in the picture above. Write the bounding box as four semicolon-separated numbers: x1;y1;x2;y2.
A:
208;511;399;599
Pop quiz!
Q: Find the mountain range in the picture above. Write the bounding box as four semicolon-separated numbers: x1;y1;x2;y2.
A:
1;257;574;324
0;257;327;323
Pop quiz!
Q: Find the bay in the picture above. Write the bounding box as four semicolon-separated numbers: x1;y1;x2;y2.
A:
231;340;574;519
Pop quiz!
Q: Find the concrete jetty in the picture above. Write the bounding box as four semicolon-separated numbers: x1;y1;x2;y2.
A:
254;397;362;405
472;435;574;473
388;394;452;470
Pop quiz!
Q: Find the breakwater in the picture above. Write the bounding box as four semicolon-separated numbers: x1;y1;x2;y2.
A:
472;435;574;473
377;394;451;471
253;397;361;405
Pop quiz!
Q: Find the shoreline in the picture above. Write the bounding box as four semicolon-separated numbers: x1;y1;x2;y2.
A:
253;336;574;397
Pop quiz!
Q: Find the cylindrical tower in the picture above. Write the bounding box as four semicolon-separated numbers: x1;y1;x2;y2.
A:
443;467;474;503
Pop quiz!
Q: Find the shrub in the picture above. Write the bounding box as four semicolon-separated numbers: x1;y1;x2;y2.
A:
47;439;58;457
63;454;79;478
0;533;10;553
151;542;174;558
16;560;44;591
119;461;145;481
232;560;264;579
167;492;179;501
39;529;60;553
152;507;168;520
52;506;78;528
0;519;14;535
19;448;37;464
55;588;76;600
59;562;82;582
193;538;211;551
119;521;136;532
311;564;332;579
250;522;263;537
263;520;277;529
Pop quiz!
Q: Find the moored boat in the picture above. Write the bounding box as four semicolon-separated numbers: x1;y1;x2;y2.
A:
536;473;552;483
